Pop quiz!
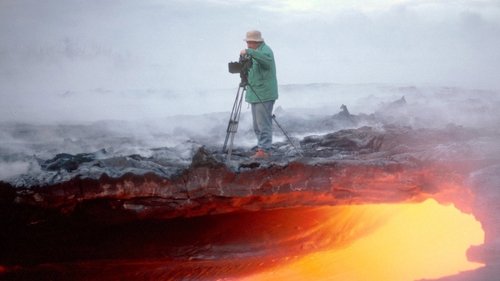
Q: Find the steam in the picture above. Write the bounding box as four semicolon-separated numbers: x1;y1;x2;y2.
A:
1;1;500;180
1;0;500;124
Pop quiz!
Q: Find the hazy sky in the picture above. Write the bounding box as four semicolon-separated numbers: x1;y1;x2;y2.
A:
1;0;500;122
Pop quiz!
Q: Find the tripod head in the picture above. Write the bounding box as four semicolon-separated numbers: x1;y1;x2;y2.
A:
228;55;252;87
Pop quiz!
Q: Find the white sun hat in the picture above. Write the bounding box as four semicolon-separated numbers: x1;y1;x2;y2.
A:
244;30;264;42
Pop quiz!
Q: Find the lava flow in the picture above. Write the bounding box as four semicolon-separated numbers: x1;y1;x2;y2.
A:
239;199;485;281
0;198;484;281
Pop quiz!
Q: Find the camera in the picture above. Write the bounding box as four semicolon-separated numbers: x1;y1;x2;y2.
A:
228;55;252;75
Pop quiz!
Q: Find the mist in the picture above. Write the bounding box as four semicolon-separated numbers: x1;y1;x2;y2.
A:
1;0;500;123
1;0;500;180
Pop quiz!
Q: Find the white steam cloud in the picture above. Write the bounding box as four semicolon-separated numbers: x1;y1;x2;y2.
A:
1;0;500;181
1;0;500;123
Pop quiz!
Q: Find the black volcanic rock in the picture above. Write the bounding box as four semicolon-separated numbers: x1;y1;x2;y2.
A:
190;146;224;168
0;124;488;225
301;126;383;157
40;152;97;172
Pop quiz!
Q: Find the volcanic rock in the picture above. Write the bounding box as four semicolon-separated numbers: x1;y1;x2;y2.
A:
1;95;500;280
0;124;484;225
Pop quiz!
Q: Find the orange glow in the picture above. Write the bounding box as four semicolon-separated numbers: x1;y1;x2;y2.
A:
238;199;484;281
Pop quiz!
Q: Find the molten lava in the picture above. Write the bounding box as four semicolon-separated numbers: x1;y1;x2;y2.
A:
240;199;484;281
0;199;484;281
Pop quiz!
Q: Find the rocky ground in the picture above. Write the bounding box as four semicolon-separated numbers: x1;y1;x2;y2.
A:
1;91;499;280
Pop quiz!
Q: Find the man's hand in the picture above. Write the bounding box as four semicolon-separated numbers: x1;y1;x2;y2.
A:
240;49;247;56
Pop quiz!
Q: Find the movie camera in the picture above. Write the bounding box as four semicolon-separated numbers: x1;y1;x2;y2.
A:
228;55;252;85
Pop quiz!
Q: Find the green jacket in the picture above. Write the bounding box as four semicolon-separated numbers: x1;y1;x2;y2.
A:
245;43;278;103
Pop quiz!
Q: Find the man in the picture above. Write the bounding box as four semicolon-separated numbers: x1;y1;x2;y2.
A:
240;30;278;159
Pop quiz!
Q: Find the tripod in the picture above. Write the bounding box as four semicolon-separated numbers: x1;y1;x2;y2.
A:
222;55;302;161
222;79;303;161
222;80;247;161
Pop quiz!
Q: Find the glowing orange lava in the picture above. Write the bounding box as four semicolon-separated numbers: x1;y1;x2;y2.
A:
238;199;484;281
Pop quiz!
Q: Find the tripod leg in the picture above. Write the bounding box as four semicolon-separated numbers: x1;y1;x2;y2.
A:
222;86;243;152
226;130;236;162
223;86;246;161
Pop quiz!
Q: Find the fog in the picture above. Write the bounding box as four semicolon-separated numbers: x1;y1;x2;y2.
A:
1;0;500;180
1;0;500;123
